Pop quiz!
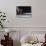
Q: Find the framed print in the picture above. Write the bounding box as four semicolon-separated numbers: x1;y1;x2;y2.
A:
16;0;32;27
16;6;32;18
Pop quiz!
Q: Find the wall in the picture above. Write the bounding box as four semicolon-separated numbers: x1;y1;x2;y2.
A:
0;0;32;27
0;0;16;27
31;0;46;27
0;0;46;28
0;0;46;35
0;0;46;46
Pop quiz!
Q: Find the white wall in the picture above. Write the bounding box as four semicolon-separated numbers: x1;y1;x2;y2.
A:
0;0;16;27
31;0;46;27
0;0;46;31
0;0;32;27
0;1;46;46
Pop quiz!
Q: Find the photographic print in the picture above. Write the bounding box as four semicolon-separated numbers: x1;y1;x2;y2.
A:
16;6;32;15
16;0;32;27
16;6;32;18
